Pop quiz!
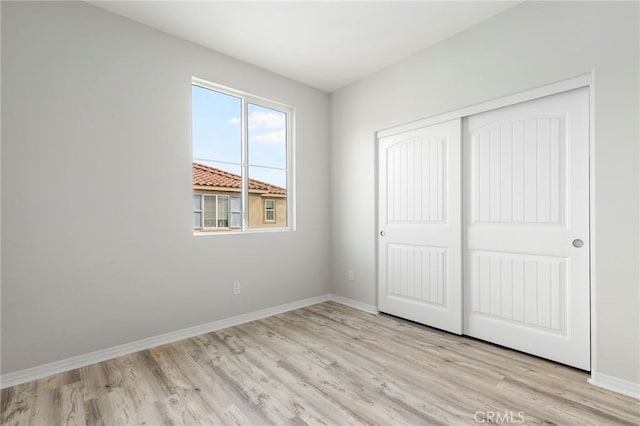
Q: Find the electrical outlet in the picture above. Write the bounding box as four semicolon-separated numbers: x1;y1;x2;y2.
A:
347;270;354;281
233;282;241;295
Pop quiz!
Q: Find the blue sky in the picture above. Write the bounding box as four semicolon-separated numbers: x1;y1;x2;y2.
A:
192;85;287;188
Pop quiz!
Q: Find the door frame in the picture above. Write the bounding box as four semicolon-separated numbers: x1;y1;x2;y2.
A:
375;72;596;375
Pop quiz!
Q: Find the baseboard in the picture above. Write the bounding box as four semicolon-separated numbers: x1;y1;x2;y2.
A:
329;293;379;315
10;293;636;401
588;372;640;399
0;294;331;389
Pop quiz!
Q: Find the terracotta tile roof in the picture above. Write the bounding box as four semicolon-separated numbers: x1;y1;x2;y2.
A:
193;162;286;195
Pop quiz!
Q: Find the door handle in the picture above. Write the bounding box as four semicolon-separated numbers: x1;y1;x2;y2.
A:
572;239;584;248
380;230;385;237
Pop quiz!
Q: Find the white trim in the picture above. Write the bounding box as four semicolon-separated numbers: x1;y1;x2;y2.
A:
193;227;291;237
588;70;597;377
192;77;292;112
11;289;636;402
242;94;249;229
377;73;592;139
588;373;640;400
0;294;331;389
329;294;379;315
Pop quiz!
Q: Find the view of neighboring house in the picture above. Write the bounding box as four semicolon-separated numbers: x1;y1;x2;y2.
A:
192;162;286;231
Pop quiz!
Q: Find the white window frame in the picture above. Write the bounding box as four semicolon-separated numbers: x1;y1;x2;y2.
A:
192;77;295;235
264;198;276;222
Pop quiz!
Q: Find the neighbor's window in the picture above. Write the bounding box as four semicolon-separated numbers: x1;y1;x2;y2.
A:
193;194;241;229
265;199;276;222
192;78;292;233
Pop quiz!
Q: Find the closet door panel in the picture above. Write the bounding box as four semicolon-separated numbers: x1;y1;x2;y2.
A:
378;119;462;334
463;87;590;370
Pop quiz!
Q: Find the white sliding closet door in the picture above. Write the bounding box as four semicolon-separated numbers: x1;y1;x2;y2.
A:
463;88;590;370
378;119;462;334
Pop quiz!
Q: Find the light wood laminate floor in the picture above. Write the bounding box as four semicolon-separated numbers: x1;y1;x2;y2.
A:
2;301;639;425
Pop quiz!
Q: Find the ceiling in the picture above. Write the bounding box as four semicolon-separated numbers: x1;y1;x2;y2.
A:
90;1;521;92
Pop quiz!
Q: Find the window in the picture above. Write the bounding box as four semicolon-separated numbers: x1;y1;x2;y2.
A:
193;194;241;230
192;78;292;233
265;199;275;222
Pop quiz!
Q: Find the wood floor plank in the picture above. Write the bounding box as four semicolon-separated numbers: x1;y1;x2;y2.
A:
315;304;639;424
2;301;638;425
56;382;86;426
229;326;365;425
272;310;513;423
0;383;36;426
201;335;330;426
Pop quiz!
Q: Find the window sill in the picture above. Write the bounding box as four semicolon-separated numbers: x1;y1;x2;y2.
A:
193;227;294;236
195;228;237;233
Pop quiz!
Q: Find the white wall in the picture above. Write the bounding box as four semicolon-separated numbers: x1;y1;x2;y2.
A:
1;1;330;374
330;1;639;385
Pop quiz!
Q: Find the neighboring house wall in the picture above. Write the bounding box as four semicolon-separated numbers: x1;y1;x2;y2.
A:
193;189;287;230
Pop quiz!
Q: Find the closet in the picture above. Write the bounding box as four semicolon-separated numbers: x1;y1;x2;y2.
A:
377;85;590;370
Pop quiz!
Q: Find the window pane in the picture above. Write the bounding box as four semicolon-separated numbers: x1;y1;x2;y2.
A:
203;195;217;228
192;85;241;165
248;166;286;228
249;166;287;190
230;195;242;229
265;199;275;222
193;212;202;229
230;196;242;212
193;84;243;232
248;103;286;169
217;196;229;228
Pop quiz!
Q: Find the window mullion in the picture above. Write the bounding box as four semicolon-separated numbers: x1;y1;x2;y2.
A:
215;195;218;228
241;96;249;231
